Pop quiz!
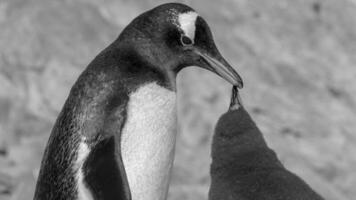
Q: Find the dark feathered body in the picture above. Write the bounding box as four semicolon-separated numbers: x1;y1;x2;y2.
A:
33;43;162;200
33;4;202;200
209;94;324;200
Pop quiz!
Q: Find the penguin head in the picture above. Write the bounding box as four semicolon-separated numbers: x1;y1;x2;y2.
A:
215;86;250;137
118;3;243;88
213;87;268;158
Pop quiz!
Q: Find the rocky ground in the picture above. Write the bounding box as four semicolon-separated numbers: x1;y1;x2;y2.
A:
1;0;356;199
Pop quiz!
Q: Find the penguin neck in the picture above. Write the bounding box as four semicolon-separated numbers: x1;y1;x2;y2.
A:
120;82;177;200
113;38;179;91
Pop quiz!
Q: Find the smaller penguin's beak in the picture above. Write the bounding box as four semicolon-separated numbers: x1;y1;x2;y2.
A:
194;49;243;88
229;86;243;111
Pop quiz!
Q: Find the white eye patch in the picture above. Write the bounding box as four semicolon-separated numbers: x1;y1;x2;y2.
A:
178;11;198;41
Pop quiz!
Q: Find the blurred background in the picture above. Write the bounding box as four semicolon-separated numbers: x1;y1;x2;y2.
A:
1;0;356;199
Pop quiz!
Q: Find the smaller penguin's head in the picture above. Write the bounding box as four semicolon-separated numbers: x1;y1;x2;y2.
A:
213;86;267;156
213;86;257;147
215;86;247;137
119;3;243;88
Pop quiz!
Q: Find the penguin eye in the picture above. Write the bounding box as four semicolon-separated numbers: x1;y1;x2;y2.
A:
180;35;193;46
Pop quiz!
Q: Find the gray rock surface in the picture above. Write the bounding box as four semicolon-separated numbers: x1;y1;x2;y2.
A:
0;0;355;199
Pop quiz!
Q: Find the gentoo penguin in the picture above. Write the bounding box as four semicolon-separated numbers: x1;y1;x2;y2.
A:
209;86;324;200
33;3;243;200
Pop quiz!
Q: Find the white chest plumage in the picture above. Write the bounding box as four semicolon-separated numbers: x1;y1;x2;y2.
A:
121;82;177;200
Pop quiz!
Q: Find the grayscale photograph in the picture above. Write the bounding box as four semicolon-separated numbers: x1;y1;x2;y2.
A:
0;0;355;200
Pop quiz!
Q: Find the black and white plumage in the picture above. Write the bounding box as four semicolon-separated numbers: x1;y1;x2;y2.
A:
33;3;242;200
209;86;324;200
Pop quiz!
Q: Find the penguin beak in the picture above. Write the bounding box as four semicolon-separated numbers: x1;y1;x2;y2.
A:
229;86;243;110
194;49;243;88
